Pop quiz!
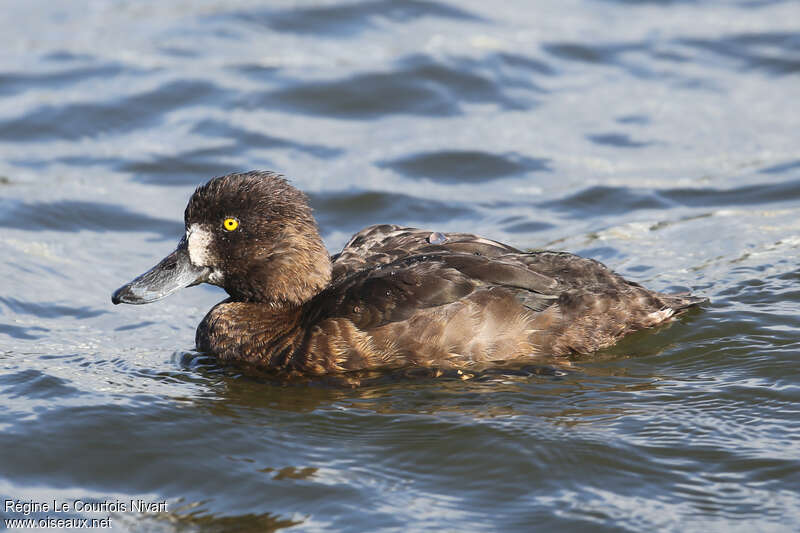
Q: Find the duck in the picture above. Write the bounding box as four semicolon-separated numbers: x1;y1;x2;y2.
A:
112;170;705;375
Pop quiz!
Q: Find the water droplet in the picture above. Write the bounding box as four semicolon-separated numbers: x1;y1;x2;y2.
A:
427;232;447;245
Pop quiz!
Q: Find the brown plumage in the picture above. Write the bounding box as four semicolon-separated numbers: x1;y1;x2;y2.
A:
112;170;706;375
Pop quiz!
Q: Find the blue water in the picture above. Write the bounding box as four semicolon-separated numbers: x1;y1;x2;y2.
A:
1;0;799;531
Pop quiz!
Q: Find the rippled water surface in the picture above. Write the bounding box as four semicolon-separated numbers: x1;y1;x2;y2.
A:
2;0;800;531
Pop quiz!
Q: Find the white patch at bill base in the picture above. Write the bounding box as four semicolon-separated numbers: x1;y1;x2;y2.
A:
187;224;215;267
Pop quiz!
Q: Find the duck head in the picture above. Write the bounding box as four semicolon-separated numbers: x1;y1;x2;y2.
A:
112;171;332;307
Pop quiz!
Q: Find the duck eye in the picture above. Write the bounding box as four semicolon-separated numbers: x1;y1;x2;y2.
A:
222;217;239;232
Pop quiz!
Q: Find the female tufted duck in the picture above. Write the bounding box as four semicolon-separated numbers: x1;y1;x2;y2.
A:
112;171;705;374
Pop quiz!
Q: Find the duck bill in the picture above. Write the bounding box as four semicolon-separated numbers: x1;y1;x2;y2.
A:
112;237;210;305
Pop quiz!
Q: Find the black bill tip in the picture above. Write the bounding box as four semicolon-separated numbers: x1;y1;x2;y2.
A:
112;284;139;305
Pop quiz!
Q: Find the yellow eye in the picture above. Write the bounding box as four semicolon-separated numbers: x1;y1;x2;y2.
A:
223;217;239;232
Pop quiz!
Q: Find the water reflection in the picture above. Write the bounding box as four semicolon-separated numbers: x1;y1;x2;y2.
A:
379;150;551;182
229;0;483;37
120;504;303;533
176;348;683;429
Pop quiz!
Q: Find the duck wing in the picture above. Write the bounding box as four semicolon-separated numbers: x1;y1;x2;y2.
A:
300;252;559;371
316;252;560;328
330;224;521;282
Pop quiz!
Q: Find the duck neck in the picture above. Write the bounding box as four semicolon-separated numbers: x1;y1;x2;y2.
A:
196;300;308;369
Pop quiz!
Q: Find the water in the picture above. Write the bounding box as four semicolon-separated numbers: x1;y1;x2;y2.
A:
1;0;799;531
